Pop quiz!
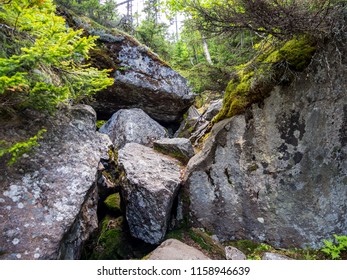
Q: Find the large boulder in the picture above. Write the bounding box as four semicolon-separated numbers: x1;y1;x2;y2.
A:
58;8;195;124
0;105;111;259
147;239;210;260
118;143;182;244
184;39;347;249
99;108;168;149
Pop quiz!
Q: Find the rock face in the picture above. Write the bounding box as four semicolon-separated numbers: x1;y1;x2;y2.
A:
118;143;182;244
0;105;111;259
147;239;210;260
153;138;195;164
99;108;167;149
59;8;195;124
184;40;347;249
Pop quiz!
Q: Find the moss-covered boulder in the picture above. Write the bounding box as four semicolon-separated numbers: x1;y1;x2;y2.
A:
214;36;316;123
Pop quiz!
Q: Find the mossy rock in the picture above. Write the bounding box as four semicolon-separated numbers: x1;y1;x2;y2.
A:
103;193;121;214
89;215;133;260
188;228;226;259
213;36;316;123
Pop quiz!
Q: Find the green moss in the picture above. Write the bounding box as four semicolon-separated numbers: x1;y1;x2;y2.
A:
247;163;259;172
279;38;317;71
153;145;188;164
165;228;186;241
188;228;226;258
96;120;106;129
89;215;131;260
104;193;121;212
213;36;316;123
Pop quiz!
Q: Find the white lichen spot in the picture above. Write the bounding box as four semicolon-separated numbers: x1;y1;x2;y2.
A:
3;185;22;202
12;238;20;245
6;206;12;210
257;217;265;224
16;254;21;259
17;202;24;209
0;198;5;203
34;253;40;259
24;224;30;228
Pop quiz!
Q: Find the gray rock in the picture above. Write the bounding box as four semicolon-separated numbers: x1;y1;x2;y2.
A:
225;246;247;260
118;143;182;244
147;239;210;260
184;41;347;249
153;138;195;163
202;99;223;121
69;18;195;123
99;108;168;149
174;105;211;146
0;105;112;259
262;252;293;260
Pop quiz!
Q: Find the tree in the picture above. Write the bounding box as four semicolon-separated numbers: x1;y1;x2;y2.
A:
180;0;338;39
0;0;114;163
0;0;113;114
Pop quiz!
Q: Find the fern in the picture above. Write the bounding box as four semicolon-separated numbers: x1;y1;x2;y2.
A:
321;235;347;260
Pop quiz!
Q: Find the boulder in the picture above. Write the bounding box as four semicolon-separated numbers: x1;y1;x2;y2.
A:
184;40;347;249
225;246;247;260
153;138;195;164
262;252;293;260
0;105;112;259
99;108;168;149
147;239;210;260
58;8;195;124
202;99;223;121
118;143;182;244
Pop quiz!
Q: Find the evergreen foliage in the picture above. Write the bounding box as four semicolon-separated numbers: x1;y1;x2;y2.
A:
0;0;114;164
0;0;113;115
0;128;46;165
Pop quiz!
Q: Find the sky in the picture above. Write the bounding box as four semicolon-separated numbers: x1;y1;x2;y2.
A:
115;0;183;35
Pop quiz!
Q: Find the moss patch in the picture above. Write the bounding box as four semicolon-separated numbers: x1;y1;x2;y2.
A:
86;215;129;260
213;36;316;123
104;193;121;213
153;145;188;164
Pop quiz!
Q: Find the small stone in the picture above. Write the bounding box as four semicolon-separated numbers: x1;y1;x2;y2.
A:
262;252;293;260
225;246;247;260
147;239;210;260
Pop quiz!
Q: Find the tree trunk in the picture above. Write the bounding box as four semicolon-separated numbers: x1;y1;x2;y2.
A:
201;35;213;65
